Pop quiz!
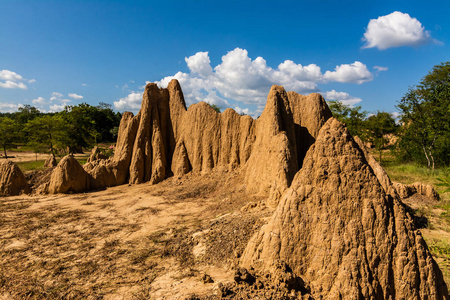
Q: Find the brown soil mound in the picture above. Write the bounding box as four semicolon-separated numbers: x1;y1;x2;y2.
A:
240;118;448;299
43;155;57;168
43;80;331;201
394;181;440;201
0;160;30;196
46;155;90;194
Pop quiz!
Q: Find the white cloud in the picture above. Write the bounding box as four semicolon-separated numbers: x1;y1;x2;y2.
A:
49;104;66;112
0;70;23;81
45;92;71;112
185;52;213;77
234;106;251;116
391;111;400;119
117;48;374;114
0;80;27;89
0;69;27;89
32;97;46;105
81;83;88;86
323;90;362;107
374;66;388;72
68;93;84;100
0;102;23;113
50;92;63;101
28;79;36;83
362;11;434;50
323;61;373;84
113;92;144;112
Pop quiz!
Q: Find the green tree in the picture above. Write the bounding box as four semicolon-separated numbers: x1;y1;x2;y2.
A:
328;101;368;138
16;105;41;125
365;111;398;162
25;115;66;157
397;84;450;169
0;117;19;158
418;61;450;90
59;104;98;153
397;61;450;168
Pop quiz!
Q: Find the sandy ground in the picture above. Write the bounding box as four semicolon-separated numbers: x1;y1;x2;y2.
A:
0;168;270;299
0;151;88;163
0;151;49;162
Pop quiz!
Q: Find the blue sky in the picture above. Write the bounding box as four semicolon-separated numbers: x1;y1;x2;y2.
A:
1;0;449;117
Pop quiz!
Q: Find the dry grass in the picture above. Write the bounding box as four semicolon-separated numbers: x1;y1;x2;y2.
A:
0;170;265;299
0;198;161;299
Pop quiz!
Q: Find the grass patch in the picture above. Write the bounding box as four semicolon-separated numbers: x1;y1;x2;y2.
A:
14;156;88;172
383;162;448;185
16;160;46;171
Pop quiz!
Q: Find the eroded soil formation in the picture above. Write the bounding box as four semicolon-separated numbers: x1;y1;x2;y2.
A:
0;80;448;299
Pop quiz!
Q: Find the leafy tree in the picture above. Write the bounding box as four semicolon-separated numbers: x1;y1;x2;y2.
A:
25;115;66;157
0;117;19;158
94;103;122;142
418;61;450;90
16;105;42;125
13;105;42;143
365;111;398;162
397;61;450;168
397;84;450;169
59;104;98;153
110;126;119;140
328;101;368;138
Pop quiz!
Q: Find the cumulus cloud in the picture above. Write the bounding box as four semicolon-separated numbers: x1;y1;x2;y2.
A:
46;92;71;112
0;70;23;81
28;79;36;83
32;97;46;105
185;52;213;77
68;93;84;100
116;48;372;115
113;92;144;112
0;69;27;89
323;90;362;106
323;62;373;84
0;102;23;113
363;11;434;50
0;81;27;89
49;104;66;112
234;106;251;116
50;92;63;101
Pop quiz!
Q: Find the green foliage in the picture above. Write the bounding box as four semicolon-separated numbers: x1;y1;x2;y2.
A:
109;126;119;140
0;117;19;158
59;104;98;153
210;104;221;113
328;101;368;138
16;105;42;125
1;102;122;156
82;102;122;142
419;61;450;89
397;62;450;169
436;173;450;194
25;115;66;156
365;111;399;162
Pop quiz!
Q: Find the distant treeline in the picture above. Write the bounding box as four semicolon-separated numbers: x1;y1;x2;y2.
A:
0;103;122;157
